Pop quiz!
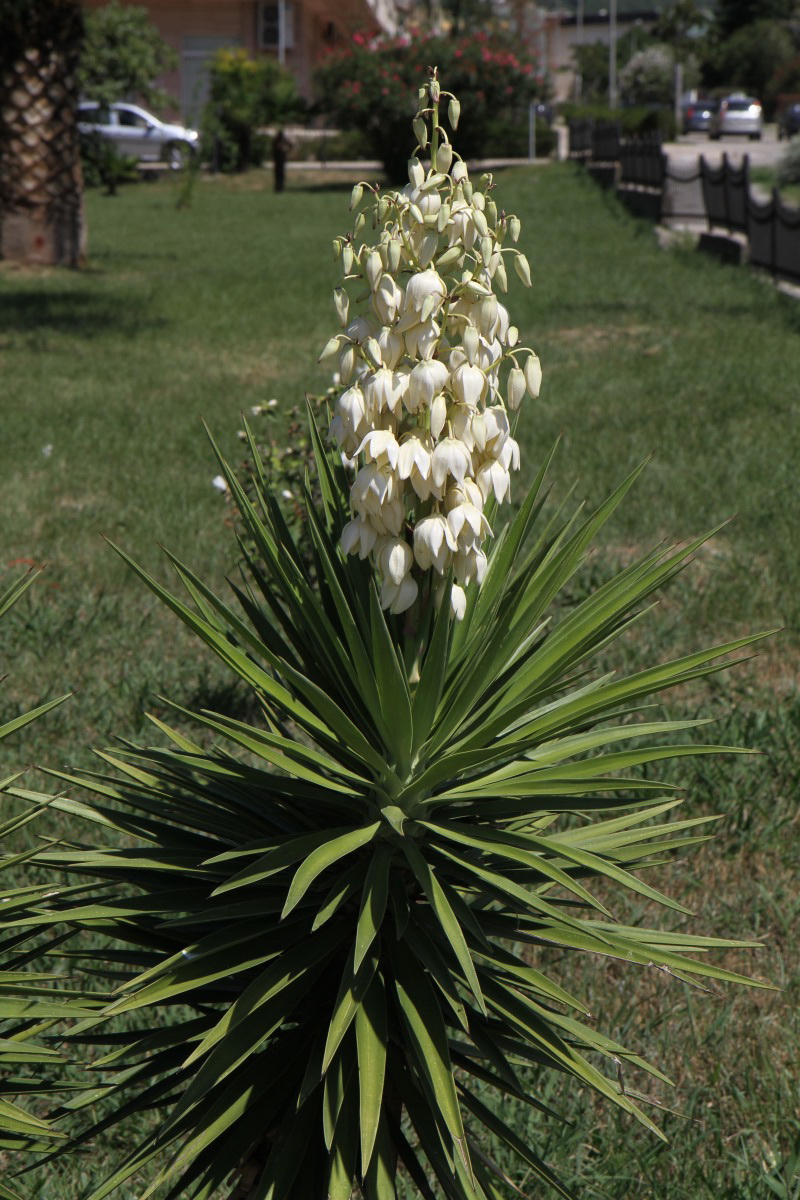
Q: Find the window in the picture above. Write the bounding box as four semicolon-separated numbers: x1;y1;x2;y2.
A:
78;104;111;125
117;108;150;129
258;2;295;50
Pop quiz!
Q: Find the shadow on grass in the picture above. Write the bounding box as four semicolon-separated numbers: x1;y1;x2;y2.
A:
0;290;166;338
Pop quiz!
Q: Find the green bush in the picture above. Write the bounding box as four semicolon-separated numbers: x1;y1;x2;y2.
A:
562;102;677;141
202;47;303;172
80;129;139;193
79;0;177;109
313;31;540;181
777;133;800;186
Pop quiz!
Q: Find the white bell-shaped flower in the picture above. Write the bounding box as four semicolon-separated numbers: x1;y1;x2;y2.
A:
346;315;375;344
380;572;418;615
363;367;408;416
407;358;449;412
445;496;492;546
341;516;378;560
375;325;404;369
373;275;404;326
351;463;395;518
403;320;440;361
377;537;413;586
451;362;486;407
431;437;471;489
357;429;400;470
414;513;457;574
405;268;447;319
337;385;366;436
454;546;488;586
497;436;520;472
476;459;511;505
483;406;510;453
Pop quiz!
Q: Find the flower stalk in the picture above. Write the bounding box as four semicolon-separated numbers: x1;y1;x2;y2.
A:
324;70;539;624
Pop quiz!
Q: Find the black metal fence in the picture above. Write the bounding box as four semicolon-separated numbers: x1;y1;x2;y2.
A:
567;118;800;284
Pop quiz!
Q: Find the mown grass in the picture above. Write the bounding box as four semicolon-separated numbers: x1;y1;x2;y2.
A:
2;163;799;1198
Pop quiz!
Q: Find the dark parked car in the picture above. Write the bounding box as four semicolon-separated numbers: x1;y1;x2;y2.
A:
778;102;800;140
682;98;719;133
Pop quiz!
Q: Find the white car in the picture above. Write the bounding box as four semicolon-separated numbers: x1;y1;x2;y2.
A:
708;95;763;141
77;101;200;167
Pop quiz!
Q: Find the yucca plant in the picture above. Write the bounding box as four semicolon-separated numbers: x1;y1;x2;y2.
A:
0;571;79;1199
3;73;772;1200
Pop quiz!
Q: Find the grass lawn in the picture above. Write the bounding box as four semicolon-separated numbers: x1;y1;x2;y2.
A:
1;163;799;1198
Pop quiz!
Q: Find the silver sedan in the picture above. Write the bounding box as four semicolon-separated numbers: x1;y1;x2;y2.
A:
709;95;763;141
77;102;200;167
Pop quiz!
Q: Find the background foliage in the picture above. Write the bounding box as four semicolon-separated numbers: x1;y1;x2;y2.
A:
78;0;177;110
313;33;541;180
202;48;303;173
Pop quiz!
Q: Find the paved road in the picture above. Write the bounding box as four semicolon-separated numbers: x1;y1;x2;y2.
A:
665;127;784;169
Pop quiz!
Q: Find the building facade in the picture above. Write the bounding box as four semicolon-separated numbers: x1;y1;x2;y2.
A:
82;0;402;119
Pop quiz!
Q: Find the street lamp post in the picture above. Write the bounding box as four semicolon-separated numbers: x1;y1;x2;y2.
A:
608;0;617;109
575;0;583;103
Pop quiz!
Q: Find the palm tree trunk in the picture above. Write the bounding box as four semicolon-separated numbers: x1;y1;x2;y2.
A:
0;0;86;267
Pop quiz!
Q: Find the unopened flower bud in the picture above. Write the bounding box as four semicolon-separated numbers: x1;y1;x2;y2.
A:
452;159;467;182
448;97;460;129
366;250;383;291
462;180;473;203
363;337;383;369
436;244;464;272
333;287;349;327
350;183;363;211
486;199;498;226
387;239;401;274
332;238;342;260
508;366;526;410
473;209;489;239
462;324;480;365
437;201;451;234
450;583;467;621
408;157;424;189
515;253;532;287
430;392;448;439
408;203;424;225
509;215;521;243
413;116;428;148
340;343;357;383
354;212;366;236
430;78;440;103
524;353;542;398
342;243;354;275
494;259;508;292
319;334;343;362
377;196;389;222
437;141;453;173
507;325;519;347
480;234;493;263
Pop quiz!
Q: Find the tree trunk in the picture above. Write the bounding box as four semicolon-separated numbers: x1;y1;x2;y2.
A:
0;0;86;267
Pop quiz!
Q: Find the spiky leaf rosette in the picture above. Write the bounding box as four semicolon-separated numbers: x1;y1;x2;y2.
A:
4;431;771;1200
0;571;79;1197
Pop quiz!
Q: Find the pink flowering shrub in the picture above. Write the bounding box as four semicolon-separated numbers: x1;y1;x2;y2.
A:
314;31;541;180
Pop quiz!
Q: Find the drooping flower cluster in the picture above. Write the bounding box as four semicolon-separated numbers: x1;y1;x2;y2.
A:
321;70;541;618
